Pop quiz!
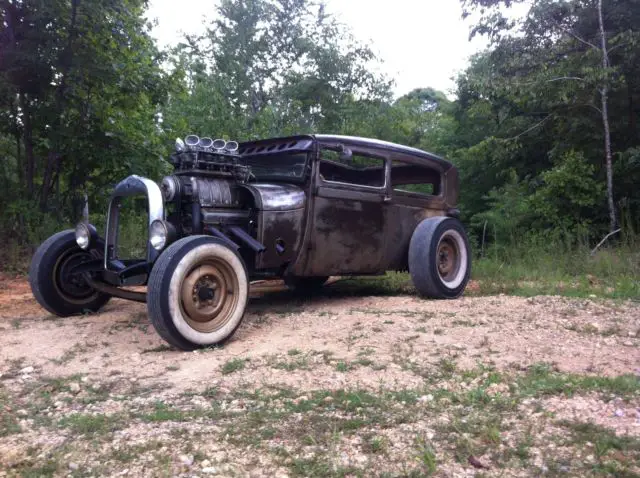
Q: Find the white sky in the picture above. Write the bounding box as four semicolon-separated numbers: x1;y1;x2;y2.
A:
146;0;527;97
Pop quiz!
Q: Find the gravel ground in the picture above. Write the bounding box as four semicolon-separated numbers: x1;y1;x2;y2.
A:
0;277;638;477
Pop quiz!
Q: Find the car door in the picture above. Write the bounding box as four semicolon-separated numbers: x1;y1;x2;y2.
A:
301;145;389;276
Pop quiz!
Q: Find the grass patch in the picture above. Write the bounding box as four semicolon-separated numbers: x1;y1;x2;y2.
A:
517;363;640;399
269;353;311;371
0;386;21;437
472;239;639;299
58;413;124;435
550;421;640;475
139;402;192;422
339;240;639;300
221;357;248;375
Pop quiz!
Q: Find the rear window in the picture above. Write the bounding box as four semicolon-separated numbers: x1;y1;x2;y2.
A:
391;161;440;196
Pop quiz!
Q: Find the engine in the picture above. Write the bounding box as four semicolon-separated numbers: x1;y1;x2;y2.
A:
160;136;255;237
158;135;306;273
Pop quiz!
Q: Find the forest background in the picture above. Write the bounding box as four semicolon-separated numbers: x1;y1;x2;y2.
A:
1;0;638;296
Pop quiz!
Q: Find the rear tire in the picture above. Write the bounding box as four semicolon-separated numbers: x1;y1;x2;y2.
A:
408;217;471;299
29;230;110;316
147;236;249;351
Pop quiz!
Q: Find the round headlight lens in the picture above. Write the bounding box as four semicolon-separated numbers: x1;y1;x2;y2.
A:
149;220;168;251
75;223;91;250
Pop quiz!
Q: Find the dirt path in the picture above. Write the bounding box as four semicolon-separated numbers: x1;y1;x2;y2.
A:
1;278;639;477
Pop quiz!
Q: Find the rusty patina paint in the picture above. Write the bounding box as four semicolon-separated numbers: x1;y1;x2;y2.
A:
282;135;458;277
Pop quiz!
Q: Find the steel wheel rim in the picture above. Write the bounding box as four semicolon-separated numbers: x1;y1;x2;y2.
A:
179;260;239;333
436;232;462;285
53;250;98;304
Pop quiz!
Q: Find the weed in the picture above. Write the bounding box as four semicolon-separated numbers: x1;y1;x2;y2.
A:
141;344;173;353
518;363;640;398
221;358;248;375
334;361;350;372
415;436;437;475
58;413;124;435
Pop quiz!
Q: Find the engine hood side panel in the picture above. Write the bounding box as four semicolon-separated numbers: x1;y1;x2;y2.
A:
239;183;305;211
238;183;306;270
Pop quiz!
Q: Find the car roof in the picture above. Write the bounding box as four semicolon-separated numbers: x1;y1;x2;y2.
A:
314;134;451;169
238;134;453;171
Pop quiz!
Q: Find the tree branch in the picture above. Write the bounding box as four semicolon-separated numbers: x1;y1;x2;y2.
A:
552;20;600;50
590;229;620;255
545;76;585;82
504;114;554;141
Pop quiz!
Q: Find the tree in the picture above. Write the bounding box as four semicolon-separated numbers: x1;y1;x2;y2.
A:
0;0;176;217
457;0;640;235
162;0;391;141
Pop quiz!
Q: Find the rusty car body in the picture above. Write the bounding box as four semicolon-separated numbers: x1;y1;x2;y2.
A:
29;134;471;350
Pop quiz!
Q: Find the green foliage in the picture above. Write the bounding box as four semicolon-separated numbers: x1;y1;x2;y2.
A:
530;151;604;233
1;0;639;272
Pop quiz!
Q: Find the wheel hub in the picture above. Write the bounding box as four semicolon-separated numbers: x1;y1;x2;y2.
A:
180;264;236;330
437;239;458;281
56;251;95;300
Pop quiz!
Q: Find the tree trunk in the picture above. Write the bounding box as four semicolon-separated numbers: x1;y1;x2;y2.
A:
19;92;36;197
598;0;617;232
40;0;80;210
9;97;24;190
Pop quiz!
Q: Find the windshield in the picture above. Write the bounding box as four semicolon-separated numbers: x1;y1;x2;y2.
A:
241;152;309;181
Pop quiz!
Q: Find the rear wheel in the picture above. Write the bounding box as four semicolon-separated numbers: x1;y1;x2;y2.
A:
408;217;471;299
147;236;249;351
29;230;110;316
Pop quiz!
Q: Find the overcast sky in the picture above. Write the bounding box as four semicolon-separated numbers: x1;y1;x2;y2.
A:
146;1;526;97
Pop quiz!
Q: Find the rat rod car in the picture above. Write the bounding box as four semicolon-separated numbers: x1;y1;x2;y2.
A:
29;134;471;350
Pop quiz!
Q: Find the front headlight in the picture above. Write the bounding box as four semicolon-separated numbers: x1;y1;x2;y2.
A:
149;220;168;251
149;220;176;251
75;223;96;250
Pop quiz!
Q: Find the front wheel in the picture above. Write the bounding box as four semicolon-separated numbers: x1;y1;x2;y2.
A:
29;230;110;316
408;217;471;299
147;236;249;351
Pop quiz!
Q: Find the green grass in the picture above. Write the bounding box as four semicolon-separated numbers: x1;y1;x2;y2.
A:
57;413;124;435
139;402;192;422
269;353;311;371
517;363;640;399
324;232;640;300
4;361;640;477
472;238;640;299
0;387;21;437
221;357;249;375
340;240;639;300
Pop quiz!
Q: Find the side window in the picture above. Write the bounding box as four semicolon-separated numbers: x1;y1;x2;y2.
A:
392;161;441;196
319;149;385;188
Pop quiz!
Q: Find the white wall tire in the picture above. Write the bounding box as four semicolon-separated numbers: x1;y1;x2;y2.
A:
408;217;471;299
147;236;249;350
